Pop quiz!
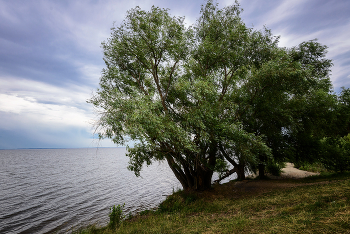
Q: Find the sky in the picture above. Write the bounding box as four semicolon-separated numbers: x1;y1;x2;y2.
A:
0;0;349;149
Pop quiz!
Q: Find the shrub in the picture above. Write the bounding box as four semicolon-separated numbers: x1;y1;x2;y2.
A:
158;194;183;213
108;204;125;230
266;161;285;176
298;162;328;173
320;134;350;172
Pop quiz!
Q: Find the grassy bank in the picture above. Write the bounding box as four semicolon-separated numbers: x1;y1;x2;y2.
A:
74;173;350;234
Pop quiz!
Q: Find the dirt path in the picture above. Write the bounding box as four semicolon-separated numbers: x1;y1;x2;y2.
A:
246;162;319;180
202;163;322;200
276;162;319;179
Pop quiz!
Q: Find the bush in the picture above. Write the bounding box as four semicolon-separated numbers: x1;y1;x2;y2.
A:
320;134;350;172
108;204;125;230
158;191;198;213
298;162;328;173
158;193;184;213
266;161;285;176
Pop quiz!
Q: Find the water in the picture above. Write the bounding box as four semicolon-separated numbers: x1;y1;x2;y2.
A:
0;147;236;233
0;148;182;233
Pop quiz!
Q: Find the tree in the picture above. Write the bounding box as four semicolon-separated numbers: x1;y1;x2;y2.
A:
234;39;334;175
335;87;350;137
90;0;334;190
315;88;350;172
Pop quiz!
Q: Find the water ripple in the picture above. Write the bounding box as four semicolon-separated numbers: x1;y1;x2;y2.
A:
0;148;184;234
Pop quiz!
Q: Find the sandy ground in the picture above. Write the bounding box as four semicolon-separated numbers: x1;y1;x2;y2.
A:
279;162;319;178
246;162;320;180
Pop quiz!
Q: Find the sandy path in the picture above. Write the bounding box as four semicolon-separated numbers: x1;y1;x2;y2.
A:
246;162;320;180
279;162;319;179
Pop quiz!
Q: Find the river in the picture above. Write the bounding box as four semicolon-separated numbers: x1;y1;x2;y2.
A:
0;148;182;233
0;147;235;233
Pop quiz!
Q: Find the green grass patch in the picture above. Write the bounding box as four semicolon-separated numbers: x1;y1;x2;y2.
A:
74;173;350;234
298;162;328;173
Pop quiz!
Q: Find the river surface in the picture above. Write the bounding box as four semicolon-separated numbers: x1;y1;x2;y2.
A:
0;148;183;233
0;148;234;233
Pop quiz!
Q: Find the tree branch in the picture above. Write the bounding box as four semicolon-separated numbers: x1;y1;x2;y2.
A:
164;61;179;100
219;143;238;167
213;168;237;184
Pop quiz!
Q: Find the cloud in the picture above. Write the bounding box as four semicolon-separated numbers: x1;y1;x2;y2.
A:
0;115;115;149
238;0;350;91
0;74;121;149
0;76;92;145
1;0;350;148
0;77;91;107
274;15;350;91
0;93;90;127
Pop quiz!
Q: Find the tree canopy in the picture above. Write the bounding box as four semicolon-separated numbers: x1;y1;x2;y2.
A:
89;0;342;190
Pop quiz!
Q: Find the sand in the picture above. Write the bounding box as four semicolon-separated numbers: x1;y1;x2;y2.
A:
279;162;319;178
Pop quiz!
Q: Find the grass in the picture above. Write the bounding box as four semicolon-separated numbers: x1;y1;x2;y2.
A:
297;162;328;174
73;172;350;234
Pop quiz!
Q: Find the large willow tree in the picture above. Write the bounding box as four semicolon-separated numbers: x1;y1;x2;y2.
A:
90;0;333;190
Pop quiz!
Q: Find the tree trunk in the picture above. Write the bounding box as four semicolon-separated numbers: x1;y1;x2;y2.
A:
258;163;265;178
236;164;246;180
194;167;213;190
219;143;245;180
165;141;217;191
165;156;189;190
258;153;266;178
165;155;214;191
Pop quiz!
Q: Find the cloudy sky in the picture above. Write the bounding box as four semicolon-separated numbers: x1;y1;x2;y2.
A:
0;0;349;149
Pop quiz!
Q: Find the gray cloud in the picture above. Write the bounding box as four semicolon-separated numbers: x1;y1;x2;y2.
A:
239;0;350;92
0;0;349;149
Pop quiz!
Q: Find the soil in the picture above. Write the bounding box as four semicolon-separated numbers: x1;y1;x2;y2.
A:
200;163;324;200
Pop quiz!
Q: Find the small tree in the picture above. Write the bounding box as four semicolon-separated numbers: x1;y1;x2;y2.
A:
108;204;125;230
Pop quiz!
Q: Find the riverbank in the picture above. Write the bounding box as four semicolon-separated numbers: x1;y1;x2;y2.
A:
75;168;350;233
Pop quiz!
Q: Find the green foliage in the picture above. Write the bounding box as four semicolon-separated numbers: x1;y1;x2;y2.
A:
335;87;350;136
108;204;125;230
320;134;350;172
158;194;183;213
213;158;229;178
158;191;198;213
266;161;285;176
126;212;133;220
89;0;338;190
139;209;152;216
297;162;328;173
72;225;100;234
